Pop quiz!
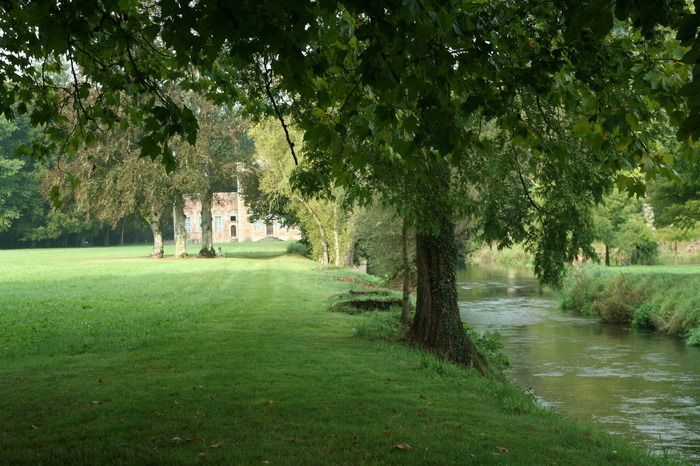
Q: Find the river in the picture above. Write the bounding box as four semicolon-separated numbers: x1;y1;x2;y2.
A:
457;265;700;463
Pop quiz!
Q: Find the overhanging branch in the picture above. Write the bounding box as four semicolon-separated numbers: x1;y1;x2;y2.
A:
261;63;298;166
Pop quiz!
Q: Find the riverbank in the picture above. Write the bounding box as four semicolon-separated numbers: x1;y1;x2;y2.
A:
0;244;683;464
561;265;700;345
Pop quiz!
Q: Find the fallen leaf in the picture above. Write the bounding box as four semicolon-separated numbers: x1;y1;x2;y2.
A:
89;400;103;406
262;461;271;464
393;443;411;450
209;443;222;449
15;376;24;382
31;425;38;430
268;400;275;407
496;446;509;453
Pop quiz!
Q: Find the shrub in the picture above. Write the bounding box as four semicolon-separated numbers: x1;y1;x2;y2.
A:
354;309;404;341
466;328;509;375
286;241;309;256
631;303;656;329
685;327;700;346
615;218;658;265
591;275;640;323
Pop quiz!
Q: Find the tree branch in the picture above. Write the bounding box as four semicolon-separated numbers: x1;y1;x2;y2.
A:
261;62;298;165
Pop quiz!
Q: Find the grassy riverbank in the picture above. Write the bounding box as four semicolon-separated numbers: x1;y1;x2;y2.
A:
561;265;700;345
0;244;683;465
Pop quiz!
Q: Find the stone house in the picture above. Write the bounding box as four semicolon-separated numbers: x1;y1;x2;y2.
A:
183;192;301;243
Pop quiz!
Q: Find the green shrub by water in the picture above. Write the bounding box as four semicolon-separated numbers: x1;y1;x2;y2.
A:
561;265;700;345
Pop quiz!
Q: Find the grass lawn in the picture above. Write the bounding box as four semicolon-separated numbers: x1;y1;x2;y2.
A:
593;264;700;275
0;243;684;465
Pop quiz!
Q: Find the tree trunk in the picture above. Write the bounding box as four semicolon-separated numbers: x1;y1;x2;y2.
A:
104;225;110;246
173;196;188;258
333;205;341;267
402;218;411;325
345;241;355;267
674;240;678;264
120;218;126;246
344;211;358;267
604;243;610;266
409;168;487;374
294;194;330;265
199;191;216;257
142;208;164;258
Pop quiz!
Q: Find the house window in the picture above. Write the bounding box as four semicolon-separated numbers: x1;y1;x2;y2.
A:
230;225;237;237
214;216;223;232
230;215;236;222
266;222;274;235
184;216;191;233
253;220;263;231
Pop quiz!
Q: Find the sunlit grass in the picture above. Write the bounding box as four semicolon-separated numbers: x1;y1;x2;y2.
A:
0;244;684;465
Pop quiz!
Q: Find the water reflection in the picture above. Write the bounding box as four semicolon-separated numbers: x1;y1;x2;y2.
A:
457;265;700;463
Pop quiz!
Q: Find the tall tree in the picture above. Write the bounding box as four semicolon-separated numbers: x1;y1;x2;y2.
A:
44;129;174;257
172;96;252;257
243;120;352;266
592;190;658;266
0;116;40;235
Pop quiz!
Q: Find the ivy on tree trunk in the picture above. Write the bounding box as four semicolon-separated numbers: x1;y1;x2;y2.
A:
409;166;487;374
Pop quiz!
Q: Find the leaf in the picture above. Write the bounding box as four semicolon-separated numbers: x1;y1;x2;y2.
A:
496;446;509;453
209;443;222;449
393;443;411;450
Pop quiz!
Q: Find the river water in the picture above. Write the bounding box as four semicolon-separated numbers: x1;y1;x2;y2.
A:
457;266;700;463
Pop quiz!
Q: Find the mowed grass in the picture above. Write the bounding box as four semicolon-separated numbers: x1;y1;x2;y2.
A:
0;244;683;465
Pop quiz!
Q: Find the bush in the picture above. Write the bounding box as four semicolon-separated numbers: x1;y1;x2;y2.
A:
631;303;656;329
286;241;309;256
354;309;404;341
466;328;509;375
615;218;658;265
685;327;700;346
592;275;640;323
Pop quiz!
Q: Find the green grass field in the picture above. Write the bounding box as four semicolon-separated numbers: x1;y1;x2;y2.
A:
0;244;683;465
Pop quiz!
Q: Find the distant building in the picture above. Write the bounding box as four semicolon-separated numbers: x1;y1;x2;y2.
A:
183;192;301;243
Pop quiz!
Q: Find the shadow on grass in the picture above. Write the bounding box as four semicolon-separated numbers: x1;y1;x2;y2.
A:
223;251;289;260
